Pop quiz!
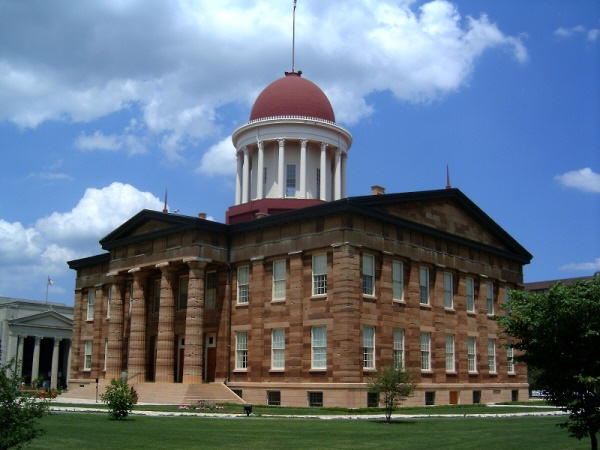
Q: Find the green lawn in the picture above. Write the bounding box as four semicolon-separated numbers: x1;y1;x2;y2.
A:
28;413;585;450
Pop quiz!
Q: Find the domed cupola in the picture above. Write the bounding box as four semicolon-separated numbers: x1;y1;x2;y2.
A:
228;71;352;224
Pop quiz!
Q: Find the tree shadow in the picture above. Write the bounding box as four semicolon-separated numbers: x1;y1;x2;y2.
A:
370;419;417;425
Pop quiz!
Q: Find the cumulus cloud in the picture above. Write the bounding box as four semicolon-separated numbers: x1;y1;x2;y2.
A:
560;257;600;272
0;182;162;294
554;24;600;41
197;136;236;176
555;167;600;193
75;130;146;155
0;0;527;160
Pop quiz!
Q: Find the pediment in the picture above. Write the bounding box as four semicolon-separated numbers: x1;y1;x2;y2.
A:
129;219;173;236
9;311;72;328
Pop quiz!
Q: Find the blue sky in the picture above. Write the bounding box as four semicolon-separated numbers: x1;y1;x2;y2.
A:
0;0;598;304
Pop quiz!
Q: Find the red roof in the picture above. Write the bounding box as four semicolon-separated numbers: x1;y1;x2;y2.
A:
250;72;335;122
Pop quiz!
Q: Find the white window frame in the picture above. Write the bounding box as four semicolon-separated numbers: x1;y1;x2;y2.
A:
488;339;497;373
362;326;375;369
311;326;327;369
445;334;455;372
467;337;477;373
83;340;92;371
443;272;454;309
205;272;217;309
420;332;431;371
486;282;494;315
392;260;404;301
271;329;285;370
312;254;327;296
507;346;515;374
86;289;95;321
272;259;286;301
362;254;375;296
237;265;249;304
466;277;475;313
106;285;112;319
235;331;248;370
419;267;430;305
393;329;405;370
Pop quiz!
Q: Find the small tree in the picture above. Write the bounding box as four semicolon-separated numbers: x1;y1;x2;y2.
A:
368;365;414;423
100;378;138;420
0;360;49;449
499;277;600;450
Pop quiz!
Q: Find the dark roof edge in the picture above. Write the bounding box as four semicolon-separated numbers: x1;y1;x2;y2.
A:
68;253;111;270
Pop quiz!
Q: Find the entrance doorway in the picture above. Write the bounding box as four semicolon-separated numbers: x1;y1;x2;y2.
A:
449;391;459;405
204;333;216;382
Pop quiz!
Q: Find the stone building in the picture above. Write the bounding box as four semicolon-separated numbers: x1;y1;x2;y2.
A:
66;71;532;407
0;296;73;389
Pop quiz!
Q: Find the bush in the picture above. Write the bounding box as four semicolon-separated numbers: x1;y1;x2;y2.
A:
100;379;138;420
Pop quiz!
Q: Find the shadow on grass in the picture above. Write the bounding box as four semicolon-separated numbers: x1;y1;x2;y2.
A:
371;419;417;425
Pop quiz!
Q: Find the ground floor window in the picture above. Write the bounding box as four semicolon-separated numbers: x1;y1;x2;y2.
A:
425;391;435;406
267;391;281;406
473;390;481;404
83;340;92;371
511;390;519;402
367;392;379;408
308;391;323;407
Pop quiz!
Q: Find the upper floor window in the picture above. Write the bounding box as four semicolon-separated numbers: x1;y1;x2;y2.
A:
271;329;285;370
445;335;455;372
86;289;95;321
392;260;404;301
362;254;375;296
419;267;430;305
235;331;248;370
205;272;217;309
486;282;494;315
362;326;375;369
466;277;475;312
178;276;188;310
312;254;327;296
272;260;286;301
443;272;453;309
467;337;477;373
286;164;296;197
393;329;405;370
311;326;327;369
488;339;497;373
420;332;431;371
237;265;249;304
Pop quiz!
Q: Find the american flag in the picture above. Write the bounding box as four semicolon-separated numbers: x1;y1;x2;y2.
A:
47;276;54;286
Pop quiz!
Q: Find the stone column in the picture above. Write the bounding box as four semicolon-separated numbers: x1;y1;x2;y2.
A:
31;337;41;383
256;140;264;199
242;146;250;203
235;152;243;205
7;333;18;373
127;269;148;384
92;285;104;374
277;139;285;198
320;143;327;201
66;340;72;385
106;279;124;380
70;289;84;379
334;148;342;200
50;338;61;389
16;335;24;375
155;264;177;383
299;139;307;198
183;260;207;384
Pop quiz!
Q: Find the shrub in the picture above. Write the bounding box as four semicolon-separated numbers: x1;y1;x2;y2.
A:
100;379;138;420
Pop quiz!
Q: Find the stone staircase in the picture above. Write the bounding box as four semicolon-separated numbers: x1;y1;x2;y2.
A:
183;383;244;405
60;379;108;401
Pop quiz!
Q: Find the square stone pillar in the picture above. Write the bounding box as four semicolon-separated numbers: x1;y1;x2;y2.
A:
155;264;177;383
106;278;125;380
182;260;207;384
127;269;148;384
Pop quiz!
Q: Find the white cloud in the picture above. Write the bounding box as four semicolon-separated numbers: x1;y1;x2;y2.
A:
589;29;600;41
75;130;146;155
554;24;600;41
560;257;600;272
197;136;236;176
0;0;527;160
555;167;600;193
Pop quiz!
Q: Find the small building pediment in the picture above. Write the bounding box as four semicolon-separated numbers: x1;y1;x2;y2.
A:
8;310;73;329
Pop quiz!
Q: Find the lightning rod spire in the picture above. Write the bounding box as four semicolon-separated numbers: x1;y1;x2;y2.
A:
292;0;297;72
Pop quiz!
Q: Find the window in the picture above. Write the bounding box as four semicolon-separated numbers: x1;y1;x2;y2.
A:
311;326;327;369
473;390;481;404
271;329;285;370
267;391;281;406
486;282;494;315
367;392;379;407
488;339;497;373
419;267;429;304
420;332;431;371
362;326;375;369
392;260;404;301
362;254;375;296
467;337;477;373
443;272;453;308
237;265;249;304
393;329;405;370
511;390;519;402
106;286;112;319
507;346;515;374
308;391;323;407
178;276;188;310
86;289;95;321
312;254;327;296
235;332;248;370
272;260;286;300
83;340;92;371
466;277;475;312
425;391;436;406
445;335;455;372
205;272;217;309
316;168;321;198
153;278;161;313
286;164;296;197
104;340;108;371
263;167;267;189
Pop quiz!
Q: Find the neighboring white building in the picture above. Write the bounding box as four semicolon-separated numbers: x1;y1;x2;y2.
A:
0;296;73;389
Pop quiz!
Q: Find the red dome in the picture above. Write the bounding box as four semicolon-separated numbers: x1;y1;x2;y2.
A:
250;72;335;122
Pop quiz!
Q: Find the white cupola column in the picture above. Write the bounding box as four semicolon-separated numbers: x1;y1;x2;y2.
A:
235;152;243;205
334;148;342;200
256;140;264;199
277;139;285;198
320;143;327;201
242;146;250;203
341;151;347;198
299;139;307;198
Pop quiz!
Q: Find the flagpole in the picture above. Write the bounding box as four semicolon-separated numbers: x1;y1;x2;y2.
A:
45;277;49;304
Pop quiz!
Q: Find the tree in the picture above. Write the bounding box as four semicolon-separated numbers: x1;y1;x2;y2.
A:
368;365;415;423
100;378;138;420
499;277;600;450
0;360;49;450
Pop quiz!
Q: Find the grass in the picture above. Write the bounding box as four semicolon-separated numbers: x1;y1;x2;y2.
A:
49;402;558;416
28;413;585;449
